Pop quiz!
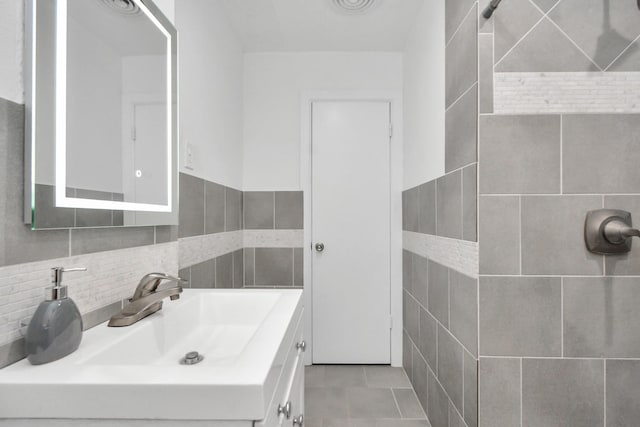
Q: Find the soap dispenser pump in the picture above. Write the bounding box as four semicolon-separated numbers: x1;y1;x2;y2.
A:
25;267;86;365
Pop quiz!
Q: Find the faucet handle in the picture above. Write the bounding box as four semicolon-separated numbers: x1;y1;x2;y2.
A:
139;272;187;284
585;209;639;254
132;272;188;300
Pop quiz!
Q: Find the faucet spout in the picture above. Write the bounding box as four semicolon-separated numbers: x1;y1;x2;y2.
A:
108;273;187;327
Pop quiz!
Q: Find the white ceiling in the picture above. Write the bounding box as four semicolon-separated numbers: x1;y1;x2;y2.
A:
70;0;167;56
219;0;426;52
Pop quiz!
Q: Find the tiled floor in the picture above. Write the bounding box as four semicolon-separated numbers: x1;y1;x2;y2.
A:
305;365;431;427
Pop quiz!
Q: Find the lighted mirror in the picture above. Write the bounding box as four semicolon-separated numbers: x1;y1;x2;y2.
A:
25;0;178;229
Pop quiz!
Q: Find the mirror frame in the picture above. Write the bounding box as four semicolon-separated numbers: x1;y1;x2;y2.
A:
24;0;179;225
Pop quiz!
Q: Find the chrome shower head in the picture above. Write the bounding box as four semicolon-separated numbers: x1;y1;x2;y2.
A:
482;0;503;19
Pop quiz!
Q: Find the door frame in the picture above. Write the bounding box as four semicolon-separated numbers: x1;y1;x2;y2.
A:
300;91;403;367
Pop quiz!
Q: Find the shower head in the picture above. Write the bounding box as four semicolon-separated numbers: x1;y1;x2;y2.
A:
482;0;503;19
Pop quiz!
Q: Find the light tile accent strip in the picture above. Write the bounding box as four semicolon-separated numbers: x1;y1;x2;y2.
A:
403;231;479;278
243;230;304;248
0;242;178;347
178;231;243;268
179;230;303;269
494;72;640;114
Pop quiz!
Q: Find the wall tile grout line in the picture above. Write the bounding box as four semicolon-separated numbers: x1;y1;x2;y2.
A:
494;14;546;69
519;196;522;275
446;0;480;49
446;82;479;113
560;278;564;358
603;359;607;427
545;16;603;72
520;357;523;427
560;115;563;194
604;32;640;71
406;286;476;367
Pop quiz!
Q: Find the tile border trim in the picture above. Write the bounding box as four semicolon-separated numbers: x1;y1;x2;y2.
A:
403;231;479;278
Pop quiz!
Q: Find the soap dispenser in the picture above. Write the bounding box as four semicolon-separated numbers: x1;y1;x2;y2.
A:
25;267;86;365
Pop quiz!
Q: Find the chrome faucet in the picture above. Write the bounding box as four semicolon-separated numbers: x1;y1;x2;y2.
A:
108;273;187;327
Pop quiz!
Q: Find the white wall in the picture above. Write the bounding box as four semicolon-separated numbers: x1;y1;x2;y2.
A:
243;52;403;190
153;0;175;23
403;1;445;189
176;0;244;189
0;0;23;103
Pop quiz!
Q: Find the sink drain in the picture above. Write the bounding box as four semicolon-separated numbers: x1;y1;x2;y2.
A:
180;351;204;365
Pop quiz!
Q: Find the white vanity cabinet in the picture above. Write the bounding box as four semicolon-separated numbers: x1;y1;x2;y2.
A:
0;290;305;426
256;310;305;427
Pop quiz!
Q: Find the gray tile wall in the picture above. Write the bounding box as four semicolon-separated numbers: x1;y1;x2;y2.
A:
179;247;303;289
178;172;243;238
491;0;640;72
178;249;244;289
477;2;640;425
403;251;478;427
403;1;479;425
404;163;477;243
178;185;304;289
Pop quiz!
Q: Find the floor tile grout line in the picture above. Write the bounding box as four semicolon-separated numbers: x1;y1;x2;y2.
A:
390;387;404;419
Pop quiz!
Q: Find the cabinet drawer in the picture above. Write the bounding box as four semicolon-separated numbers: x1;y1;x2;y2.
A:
255;312;305;427
282;355;304;427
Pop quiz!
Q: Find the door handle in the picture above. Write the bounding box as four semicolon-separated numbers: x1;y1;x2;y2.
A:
293;414;304;425
315;243;325;252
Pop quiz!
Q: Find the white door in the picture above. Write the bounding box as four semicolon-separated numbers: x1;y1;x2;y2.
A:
133;102;167;205
311;101;391;364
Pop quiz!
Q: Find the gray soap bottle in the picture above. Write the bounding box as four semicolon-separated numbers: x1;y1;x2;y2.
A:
25;267;87;365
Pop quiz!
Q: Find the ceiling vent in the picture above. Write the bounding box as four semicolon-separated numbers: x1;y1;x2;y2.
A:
331;0;379;15
98;0;142;16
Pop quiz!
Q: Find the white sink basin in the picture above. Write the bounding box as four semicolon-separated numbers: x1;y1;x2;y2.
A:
0;289;303;421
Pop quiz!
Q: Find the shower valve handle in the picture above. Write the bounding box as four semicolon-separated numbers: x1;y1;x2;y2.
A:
585;209;639;255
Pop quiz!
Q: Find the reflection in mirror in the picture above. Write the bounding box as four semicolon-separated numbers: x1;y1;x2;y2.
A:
25;0;178;229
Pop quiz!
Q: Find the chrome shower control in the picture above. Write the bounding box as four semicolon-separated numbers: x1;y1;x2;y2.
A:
296;340;306;352
585;209;640;254
315;243;325;252
277;401;292;419
293;414;304;426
